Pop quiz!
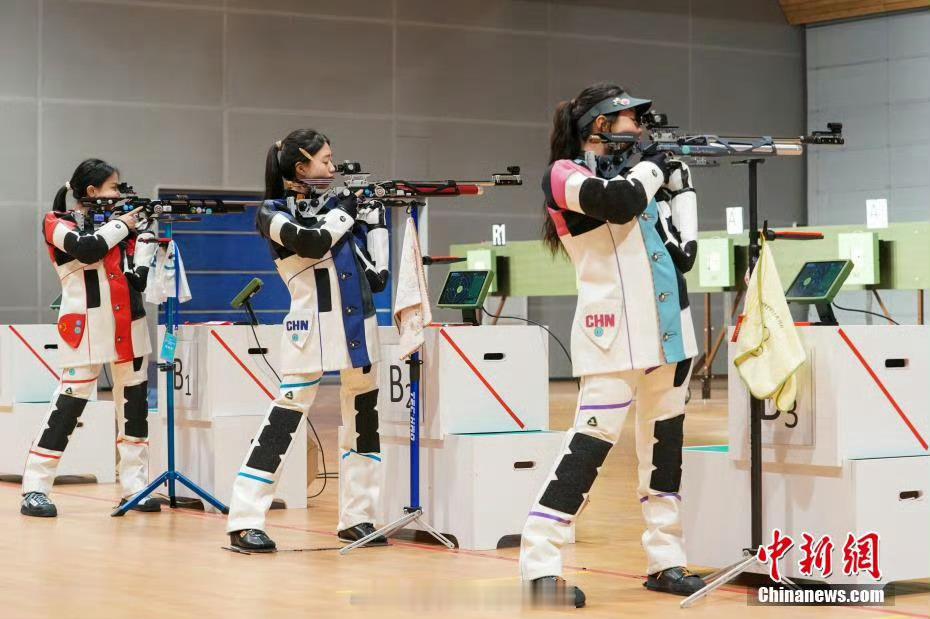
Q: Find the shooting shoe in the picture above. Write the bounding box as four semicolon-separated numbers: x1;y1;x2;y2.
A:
21;492;58;518
644;566;706;596
118;496;162;513
528;576;586;608
230;529;276;552
337;522;388;546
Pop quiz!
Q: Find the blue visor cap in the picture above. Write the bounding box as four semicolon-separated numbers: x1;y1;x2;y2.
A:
576;93;653;131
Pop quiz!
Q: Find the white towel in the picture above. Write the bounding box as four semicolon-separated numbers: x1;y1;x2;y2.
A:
145;240;192;305
733;239;806;412
393;217;432;359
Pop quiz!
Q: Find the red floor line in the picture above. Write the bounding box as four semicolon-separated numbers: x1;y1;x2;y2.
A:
2;483;926;618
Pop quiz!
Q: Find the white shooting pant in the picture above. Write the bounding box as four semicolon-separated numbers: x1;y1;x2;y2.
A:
22;356;151;498
520;360;693;580
226;364;381;533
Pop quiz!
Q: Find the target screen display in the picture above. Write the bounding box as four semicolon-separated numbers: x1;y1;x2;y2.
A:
437;270;492;309
785;260;852;303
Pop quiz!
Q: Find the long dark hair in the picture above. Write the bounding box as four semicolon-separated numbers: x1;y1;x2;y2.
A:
53;158;119;213
542;82;625;255
264;128;331;199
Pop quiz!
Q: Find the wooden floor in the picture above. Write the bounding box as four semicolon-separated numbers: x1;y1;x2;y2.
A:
2;380;927;618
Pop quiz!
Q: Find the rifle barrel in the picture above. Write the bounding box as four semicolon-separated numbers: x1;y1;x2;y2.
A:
656;137;805;157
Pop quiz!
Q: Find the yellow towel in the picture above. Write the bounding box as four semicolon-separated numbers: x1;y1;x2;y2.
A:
733;239;806;412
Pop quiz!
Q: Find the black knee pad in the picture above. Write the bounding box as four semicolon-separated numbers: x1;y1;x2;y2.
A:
353;389;380;454
650;413;684;493
246;407;302;474
539;433;612;515
673;358;692;388
124;381;149;438
37;394;88;452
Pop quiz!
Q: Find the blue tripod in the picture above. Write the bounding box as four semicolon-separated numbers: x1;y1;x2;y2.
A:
340;203;455;553
112;220;228;516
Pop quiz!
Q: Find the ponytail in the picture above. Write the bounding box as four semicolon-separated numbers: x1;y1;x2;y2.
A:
263;129;331;200
52;186;69;213
53;158;118;213
541;82;626;255
264;143;285;200
548;100;581;165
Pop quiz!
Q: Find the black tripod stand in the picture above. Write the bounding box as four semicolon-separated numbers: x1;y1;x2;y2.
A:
681;158;823;607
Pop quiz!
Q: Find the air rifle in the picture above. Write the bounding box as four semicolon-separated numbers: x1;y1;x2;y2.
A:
594;112;844;166
79;182;253;229
335;164;523;208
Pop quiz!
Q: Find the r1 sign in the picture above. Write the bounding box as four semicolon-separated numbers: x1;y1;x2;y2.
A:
492;224;506;246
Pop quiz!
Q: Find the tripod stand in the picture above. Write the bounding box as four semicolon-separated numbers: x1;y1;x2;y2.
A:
680;158;807;606
112;220;228;516
341;203;455;554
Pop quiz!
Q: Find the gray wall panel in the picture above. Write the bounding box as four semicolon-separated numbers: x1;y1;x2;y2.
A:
397;0;548;30
807;16;887;68
226;0;392;18
226;13;392;112
41;104;223;201
548;0;689;41
0;204;40;308
691;0;801;52
888;100;930;144
396;26;548;122
808;8;930;238
43;0;223;105
890;57;930;102
809;62;889;111
889;9;930;58
0;0;38;97
0;101;39;202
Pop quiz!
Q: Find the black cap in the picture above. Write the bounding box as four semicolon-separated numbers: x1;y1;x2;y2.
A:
576;92;653;131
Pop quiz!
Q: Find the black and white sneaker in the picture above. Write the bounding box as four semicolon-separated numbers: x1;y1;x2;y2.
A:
644;566;706;596
528;576;586;608
229;529;276;552
337;522;388;546
118;496;162;513
21;492;58;518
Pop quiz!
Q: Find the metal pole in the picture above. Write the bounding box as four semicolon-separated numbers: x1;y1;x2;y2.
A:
871;290;893;322
702;293;713;399
409;203;421;512
919;290;925;325
165;221;177;507
408;354;420;511
747;159;763;551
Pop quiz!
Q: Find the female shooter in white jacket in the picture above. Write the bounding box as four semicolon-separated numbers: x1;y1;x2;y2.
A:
521;83;705;606
226;129;389;552
21;158;160;518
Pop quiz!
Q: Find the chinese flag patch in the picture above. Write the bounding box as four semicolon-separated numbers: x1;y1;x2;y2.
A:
58;313;86;349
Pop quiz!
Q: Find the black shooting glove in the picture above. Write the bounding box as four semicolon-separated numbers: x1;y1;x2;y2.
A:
640;144;672;184
666;239;698;273
333;188;359;220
